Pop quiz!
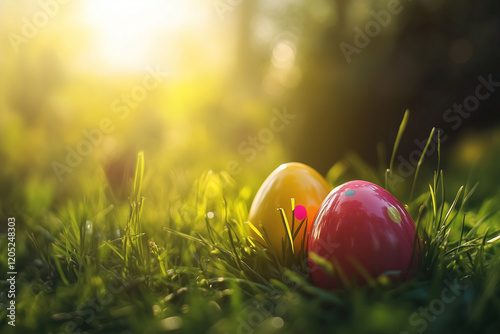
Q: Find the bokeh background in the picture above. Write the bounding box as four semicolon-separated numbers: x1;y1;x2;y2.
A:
1;0;500;212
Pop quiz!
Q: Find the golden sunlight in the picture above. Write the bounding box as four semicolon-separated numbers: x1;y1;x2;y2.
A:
79;0;207;73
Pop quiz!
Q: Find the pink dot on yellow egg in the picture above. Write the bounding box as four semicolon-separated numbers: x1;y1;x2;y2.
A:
294;205;307;220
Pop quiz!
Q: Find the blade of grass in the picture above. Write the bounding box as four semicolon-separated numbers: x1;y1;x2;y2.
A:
429;184;437;223
278;208;294;256
246;221;264;241
226;222;243;271
389;109;410;178
410;128;435;202
439;186;463;233
132;151;145;203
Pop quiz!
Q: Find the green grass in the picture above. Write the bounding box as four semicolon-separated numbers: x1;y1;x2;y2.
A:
2;119;500;334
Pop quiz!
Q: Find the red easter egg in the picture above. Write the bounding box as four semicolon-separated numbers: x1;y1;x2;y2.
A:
308;180;419;289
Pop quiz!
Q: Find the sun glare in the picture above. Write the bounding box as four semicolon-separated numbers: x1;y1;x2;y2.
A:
80;0;203;73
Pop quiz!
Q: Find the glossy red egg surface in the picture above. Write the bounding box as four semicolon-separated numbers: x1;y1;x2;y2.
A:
308;180;418;289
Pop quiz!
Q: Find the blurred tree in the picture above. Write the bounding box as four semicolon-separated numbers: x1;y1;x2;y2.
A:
289;0;500;173
228;0;500;174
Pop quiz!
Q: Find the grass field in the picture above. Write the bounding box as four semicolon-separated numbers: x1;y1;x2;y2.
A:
2;113;500;334
2;1;500;333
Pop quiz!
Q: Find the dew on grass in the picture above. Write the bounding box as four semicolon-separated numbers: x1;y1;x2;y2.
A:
161;316;183;331
85;220;93;235
152;304;162;316
271;317;284;329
